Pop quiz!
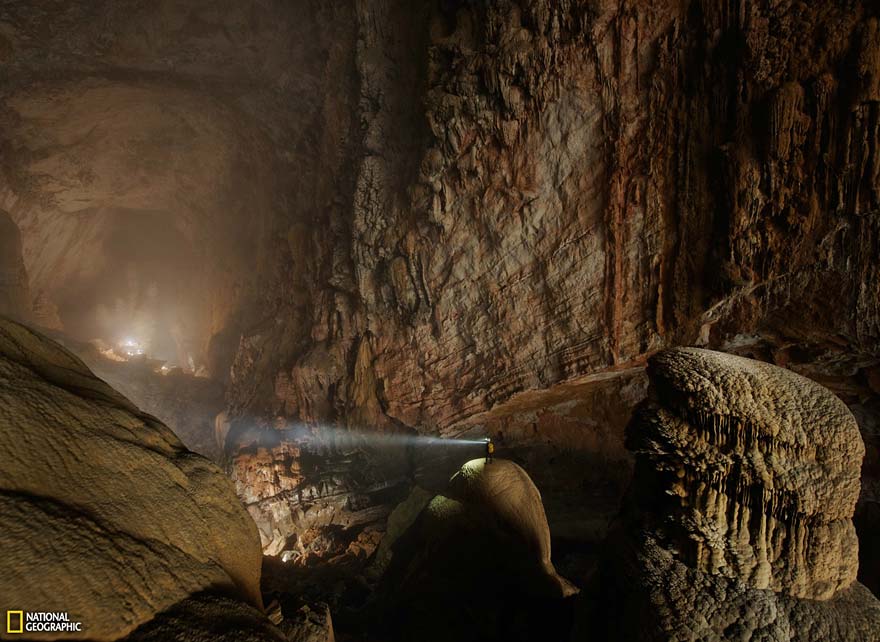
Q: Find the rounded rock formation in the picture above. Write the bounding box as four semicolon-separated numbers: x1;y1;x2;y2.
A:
595;347;880;641
375;458;576;642
446;458;578;598
634;347;863;599
0;318;270;641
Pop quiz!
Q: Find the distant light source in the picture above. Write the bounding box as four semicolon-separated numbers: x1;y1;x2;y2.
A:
118;337;145;358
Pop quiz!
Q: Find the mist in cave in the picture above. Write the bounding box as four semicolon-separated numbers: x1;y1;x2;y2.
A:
1;1;880;641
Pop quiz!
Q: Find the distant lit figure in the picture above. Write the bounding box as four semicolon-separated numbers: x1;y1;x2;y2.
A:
485;437;495;463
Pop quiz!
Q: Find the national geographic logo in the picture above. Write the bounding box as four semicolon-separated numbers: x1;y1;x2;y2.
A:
6;611;83;634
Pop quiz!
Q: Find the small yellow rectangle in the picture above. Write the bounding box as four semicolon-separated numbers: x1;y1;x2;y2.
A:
6;610;23;634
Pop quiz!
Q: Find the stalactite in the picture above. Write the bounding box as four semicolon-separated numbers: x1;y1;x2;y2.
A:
628;348;864;600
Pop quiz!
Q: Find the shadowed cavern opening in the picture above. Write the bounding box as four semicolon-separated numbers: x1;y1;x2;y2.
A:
2;80;275;373
1;1;880;641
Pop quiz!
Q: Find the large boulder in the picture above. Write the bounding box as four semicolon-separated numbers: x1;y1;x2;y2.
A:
0;318;273;640
120;594;286;642
593;348;880;640
445;458;578;598
375;458;576;642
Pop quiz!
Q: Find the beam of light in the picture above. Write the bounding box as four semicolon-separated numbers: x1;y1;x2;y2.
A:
227;421;488;452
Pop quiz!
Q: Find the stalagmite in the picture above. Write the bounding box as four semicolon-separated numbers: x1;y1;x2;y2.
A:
599;348;880;640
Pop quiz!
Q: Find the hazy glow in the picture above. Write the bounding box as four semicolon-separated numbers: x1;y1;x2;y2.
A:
118;337;145;357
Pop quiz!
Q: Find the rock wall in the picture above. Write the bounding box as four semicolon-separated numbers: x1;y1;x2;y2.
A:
234;0;880;434
221;0;880;566
1;0;878;575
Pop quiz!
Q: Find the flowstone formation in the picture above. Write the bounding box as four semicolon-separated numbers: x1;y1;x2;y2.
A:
596;348;880;640
635;348;863;598
0;317;281;641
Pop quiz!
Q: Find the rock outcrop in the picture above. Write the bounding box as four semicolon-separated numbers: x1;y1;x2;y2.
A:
229;424;411;560
444;458;578;598
0;317;275;641
2;0;879;594
375;458;576;642
595;348;880;640
216;0;879;569
120;594;286;642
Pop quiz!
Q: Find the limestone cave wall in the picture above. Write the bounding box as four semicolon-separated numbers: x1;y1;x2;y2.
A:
1;0;878;582
218;0;880;439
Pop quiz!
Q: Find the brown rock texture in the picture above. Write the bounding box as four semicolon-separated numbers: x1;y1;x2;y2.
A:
228;425;410;559
120;594;286;642
279;603;335;642
0;208;29;320
596;348;880;640
599;537;880;641
1;0;879;580
634;348;863;598
376;458;576;641
212;0;880;564
0;317;269;641
244;0;880;434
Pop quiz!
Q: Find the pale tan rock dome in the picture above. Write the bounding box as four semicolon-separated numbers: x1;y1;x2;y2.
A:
0;317;266;641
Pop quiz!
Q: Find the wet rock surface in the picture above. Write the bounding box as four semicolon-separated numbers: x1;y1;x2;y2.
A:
588;348;880;640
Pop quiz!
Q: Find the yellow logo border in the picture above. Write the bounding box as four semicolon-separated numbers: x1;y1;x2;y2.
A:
6;610;23;634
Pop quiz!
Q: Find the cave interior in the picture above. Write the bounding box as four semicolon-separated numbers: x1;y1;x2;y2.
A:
1;1;879;641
